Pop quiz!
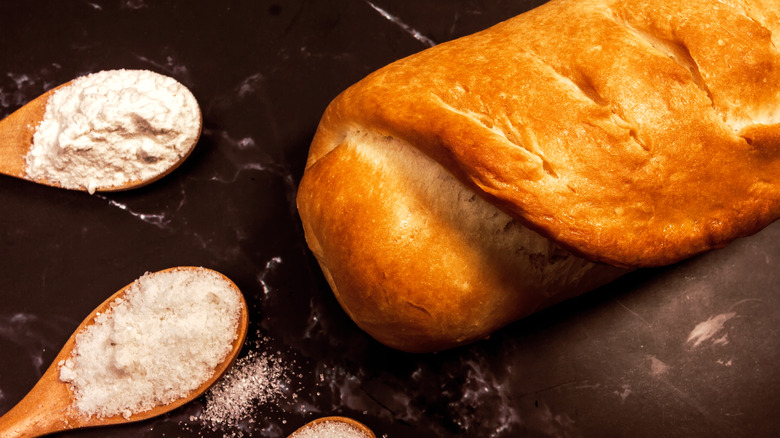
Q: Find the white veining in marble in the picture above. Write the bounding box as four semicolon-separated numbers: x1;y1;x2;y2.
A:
613;298;653;328
1;68;58;116
313;362;375;415
686;312;736;348
236;73;265;99
0;313;72;376
536;403;578;438
365;2;436;47
685;298;763;350
135;54;192;84
648;356;670;377
205;131;290;183
257;256;283;297
614;383;632;403
122;0;148;10
302;299;323;340
98;196;174;229
455;356;524;437
304;348;592;437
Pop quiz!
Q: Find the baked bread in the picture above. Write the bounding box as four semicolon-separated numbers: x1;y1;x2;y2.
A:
296;0;780;352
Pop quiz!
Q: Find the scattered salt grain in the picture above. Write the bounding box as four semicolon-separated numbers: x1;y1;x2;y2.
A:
194;335;288;436
58;267;243;419
290;419;372;438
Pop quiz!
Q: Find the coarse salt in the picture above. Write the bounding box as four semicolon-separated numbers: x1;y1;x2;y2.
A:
290;419;373;438
58;267;243;419
190;335;288;437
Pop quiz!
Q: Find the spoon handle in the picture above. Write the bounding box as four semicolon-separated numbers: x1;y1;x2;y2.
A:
0;363;74;438
0;89;53;180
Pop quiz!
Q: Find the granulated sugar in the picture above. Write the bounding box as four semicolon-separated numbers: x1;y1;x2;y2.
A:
290;419;372;438
190;335;289;437
58;267;243;419
25;69;200;193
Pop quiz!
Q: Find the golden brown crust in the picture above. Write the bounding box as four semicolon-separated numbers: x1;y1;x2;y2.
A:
297;0;780;351
306;0;780;268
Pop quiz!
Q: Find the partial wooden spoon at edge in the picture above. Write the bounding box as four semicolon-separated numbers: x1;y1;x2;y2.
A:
0;266;249;438
288;416;377;438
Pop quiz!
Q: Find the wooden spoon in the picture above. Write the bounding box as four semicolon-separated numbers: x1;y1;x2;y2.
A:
0;267;248;438
0;80;201;192
288;416;376;438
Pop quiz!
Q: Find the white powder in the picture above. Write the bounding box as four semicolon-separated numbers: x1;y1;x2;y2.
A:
25;69;200;193
58;267;243;419
290;419;373;438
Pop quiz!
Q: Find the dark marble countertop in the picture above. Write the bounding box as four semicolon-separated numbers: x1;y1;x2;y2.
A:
1;1;778;437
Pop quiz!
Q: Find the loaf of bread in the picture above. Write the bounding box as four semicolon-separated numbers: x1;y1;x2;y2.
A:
296;0;780;352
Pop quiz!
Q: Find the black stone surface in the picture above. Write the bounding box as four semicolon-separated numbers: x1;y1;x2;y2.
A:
1;1;778;437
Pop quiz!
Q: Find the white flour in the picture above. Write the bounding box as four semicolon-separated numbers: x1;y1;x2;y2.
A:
25;69;200;193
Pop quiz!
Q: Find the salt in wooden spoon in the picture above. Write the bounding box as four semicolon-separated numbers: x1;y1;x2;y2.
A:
0;266;248;438
288;416;376;438
0;78;201;192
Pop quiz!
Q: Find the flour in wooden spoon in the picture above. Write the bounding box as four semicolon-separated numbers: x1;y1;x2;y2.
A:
25;69;200;193
58;268;242;419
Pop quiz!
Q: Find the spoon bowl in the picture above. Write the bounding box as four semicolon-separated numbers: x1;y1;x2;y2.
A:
0;72;201;192
288;416;376;438
0;266;248;438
